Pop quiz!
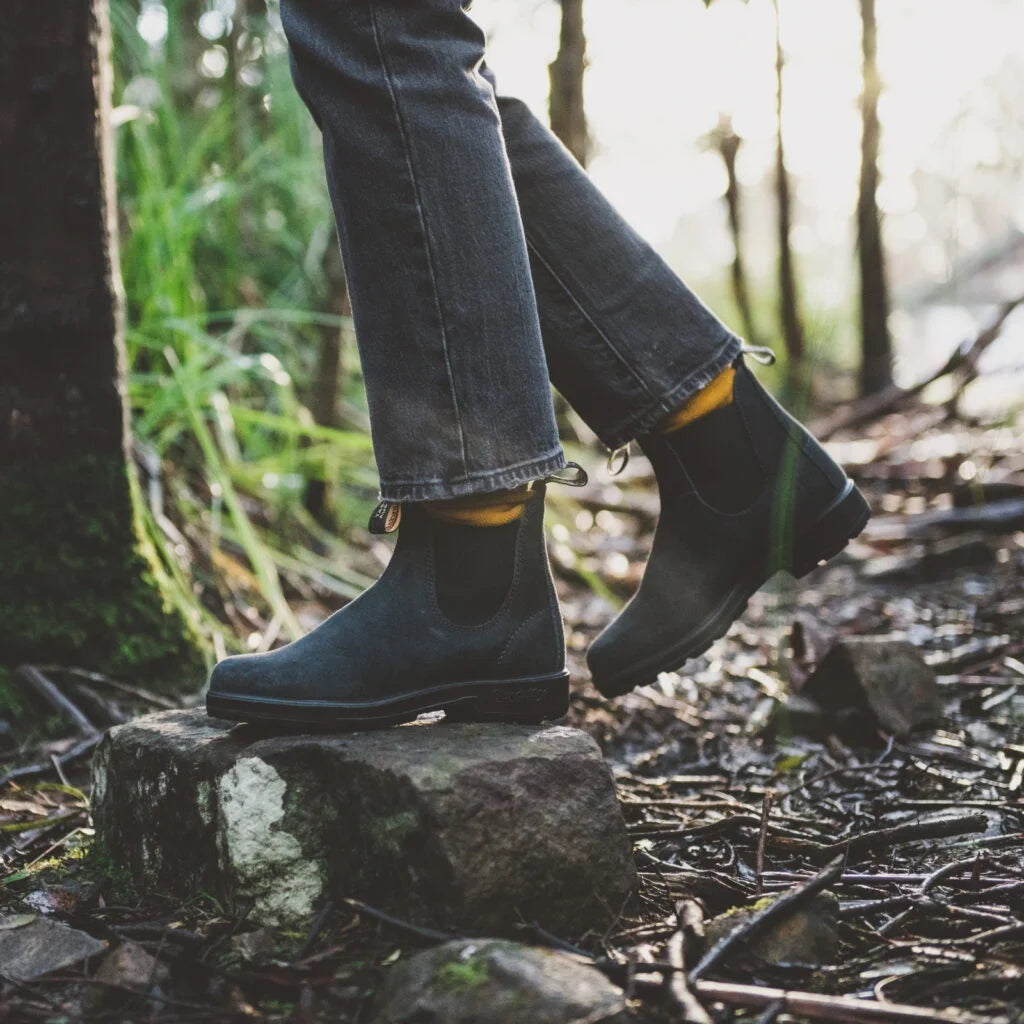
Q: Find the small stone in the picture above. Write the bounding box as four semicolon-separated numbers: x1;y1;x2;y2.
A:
802;636;940;736
705;891;839;967
0;914;106;981
92;709;635;934
231;928;276;961
373;940;629;1024
93;940;168;992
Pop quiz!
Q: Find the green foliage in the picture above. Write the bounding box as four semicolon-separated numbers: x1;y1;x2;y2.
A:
109;2;380;641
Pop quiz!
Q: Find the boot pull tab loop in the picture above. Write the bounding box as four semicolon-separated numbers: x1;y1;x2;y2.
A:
741;344;777;366
544;461;588;488
606;444;630;477
369;501;402;534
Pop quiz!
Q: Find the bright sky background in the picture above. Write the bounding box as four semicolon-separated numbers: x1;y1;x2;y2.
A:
133;0;1024;393
475;0;1022;249
473;0;1024;391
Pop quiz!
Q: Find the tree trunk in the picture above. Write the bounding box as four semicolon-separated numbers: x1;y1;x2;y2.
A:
857;0;893;396
303;239;351;525
548;0;589;167
0;1;204;688
772;0;806;385
712;115;762;349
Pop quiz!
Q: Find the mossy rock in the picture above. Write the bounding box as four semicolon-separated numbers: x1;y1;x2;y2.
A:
375;940;629;1024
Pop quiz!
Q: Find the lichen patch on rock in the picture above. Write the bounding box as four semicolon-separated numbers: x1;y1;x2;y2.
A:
217;756;325;925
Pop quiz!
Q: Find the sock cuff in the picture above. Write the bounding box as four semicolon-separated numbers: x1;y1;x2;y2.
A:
658;365;736;434
423;483;536;527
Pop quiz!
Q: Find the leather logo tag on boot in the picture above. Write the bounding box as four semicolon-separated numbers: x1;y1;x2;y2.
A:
369;501;402;534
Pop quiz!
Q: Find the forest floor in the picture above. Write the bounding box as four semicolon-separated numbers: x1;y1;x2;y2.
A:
1;407;1022;1022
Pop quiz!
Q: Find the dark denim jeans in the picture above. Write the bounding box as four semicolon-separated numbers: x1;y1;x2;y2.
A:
281;0;742;501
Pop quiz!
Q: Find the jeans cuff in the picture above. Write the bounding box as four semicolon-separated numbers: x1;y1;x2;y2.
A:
597;331;744;449
378;447;567;502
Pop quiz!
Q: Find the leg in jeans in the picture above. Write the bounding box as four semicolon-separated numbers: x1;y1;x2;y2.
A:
206;1;869;725
278;0;564;502
207;0;578;727
481;62;743;450
474;64;868;697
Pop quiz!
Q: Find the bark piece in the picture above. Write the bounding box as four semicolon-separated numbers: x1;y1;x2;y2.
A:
802;636;941;737
704;891;840;968
0;914;106;982
373;939;629;1024
92;710;635;933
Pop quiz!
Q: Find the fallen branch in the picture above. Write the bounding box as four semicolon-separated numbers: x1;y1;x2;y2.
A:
805;814;989;862
692;980;990;1024
341;898;459;944
665;900;712;1024
814;293;1024;440
16;665;98;738
35;664;179;710
0;733;102;788
688;855;844;980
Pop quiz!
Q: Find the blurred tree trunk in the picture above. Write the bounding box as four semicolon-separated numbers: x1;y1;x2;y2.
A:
857;0;893;396
772;0;806;386
0;1;204;688
711;115;763;349
549;0;590;166
304;240;351;525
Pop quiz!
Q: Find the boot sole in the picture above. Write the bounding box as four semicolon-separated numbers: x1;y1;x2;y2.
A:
592;480;870;698
206;671;570;730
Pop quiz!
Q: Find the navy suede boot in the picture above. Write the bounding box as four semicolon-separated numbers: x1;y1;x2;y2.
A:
587;357;870;697
206;484;568;728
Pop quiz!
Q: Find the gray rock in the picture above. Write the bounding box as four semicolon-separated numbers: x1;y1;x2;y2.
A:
0;914;106;981
93;940;168;992
373;939;629;1024
802;636;940;736
85;940;171;1013
705;891;839;967
92;710;635;933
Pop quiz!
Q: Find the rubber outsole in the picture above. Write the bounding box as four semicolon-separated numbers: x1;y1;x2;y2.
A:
591;481;871;699
206;671;571;730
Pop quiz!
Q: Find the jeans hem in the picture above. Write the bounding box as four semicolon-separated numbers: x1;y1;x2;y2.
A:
378;447;566;502
597;330;745;449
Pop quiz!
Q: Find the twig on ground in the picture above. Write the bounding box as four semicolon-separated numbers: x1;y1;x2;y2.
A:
665;927;712;1024
688;854;845;980
809;814;990;861
341;898;458;944
813;292;1024;439
16;665;98;738
692;980;992;1024
756;789;773;894
0;734;102;788
35;665;179;709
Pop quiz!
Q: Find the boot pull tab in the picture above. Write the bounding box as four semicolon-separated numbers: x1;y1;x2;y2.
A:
741;344;777;366
369;501;402;534
606;444;630;477
544;461;588;487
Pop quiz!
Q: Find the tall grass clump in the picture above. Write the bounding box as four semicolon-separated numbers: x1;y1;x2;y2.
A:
111;0;376;650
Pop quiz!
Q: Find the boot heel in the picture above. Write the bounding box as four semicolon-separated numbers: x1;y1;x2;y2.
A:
791;481;870;579
445;673;570;725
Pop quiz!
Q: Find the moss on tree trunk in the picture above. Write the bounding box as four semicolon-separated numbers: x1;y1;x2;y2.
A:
0;1;205;694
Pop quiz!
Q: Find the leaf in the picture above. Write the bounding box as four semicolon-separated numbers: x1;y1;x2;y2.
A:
0;913;37;930
774;753;809;774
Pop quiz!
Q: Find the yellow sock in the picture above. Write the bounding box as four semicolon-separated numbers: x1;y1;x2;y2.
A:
424;484;534;527
658;365;736;433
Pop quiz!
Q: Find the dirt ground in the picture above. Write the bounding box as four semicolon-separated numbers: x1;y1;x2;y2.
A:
2;410;1022;1022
